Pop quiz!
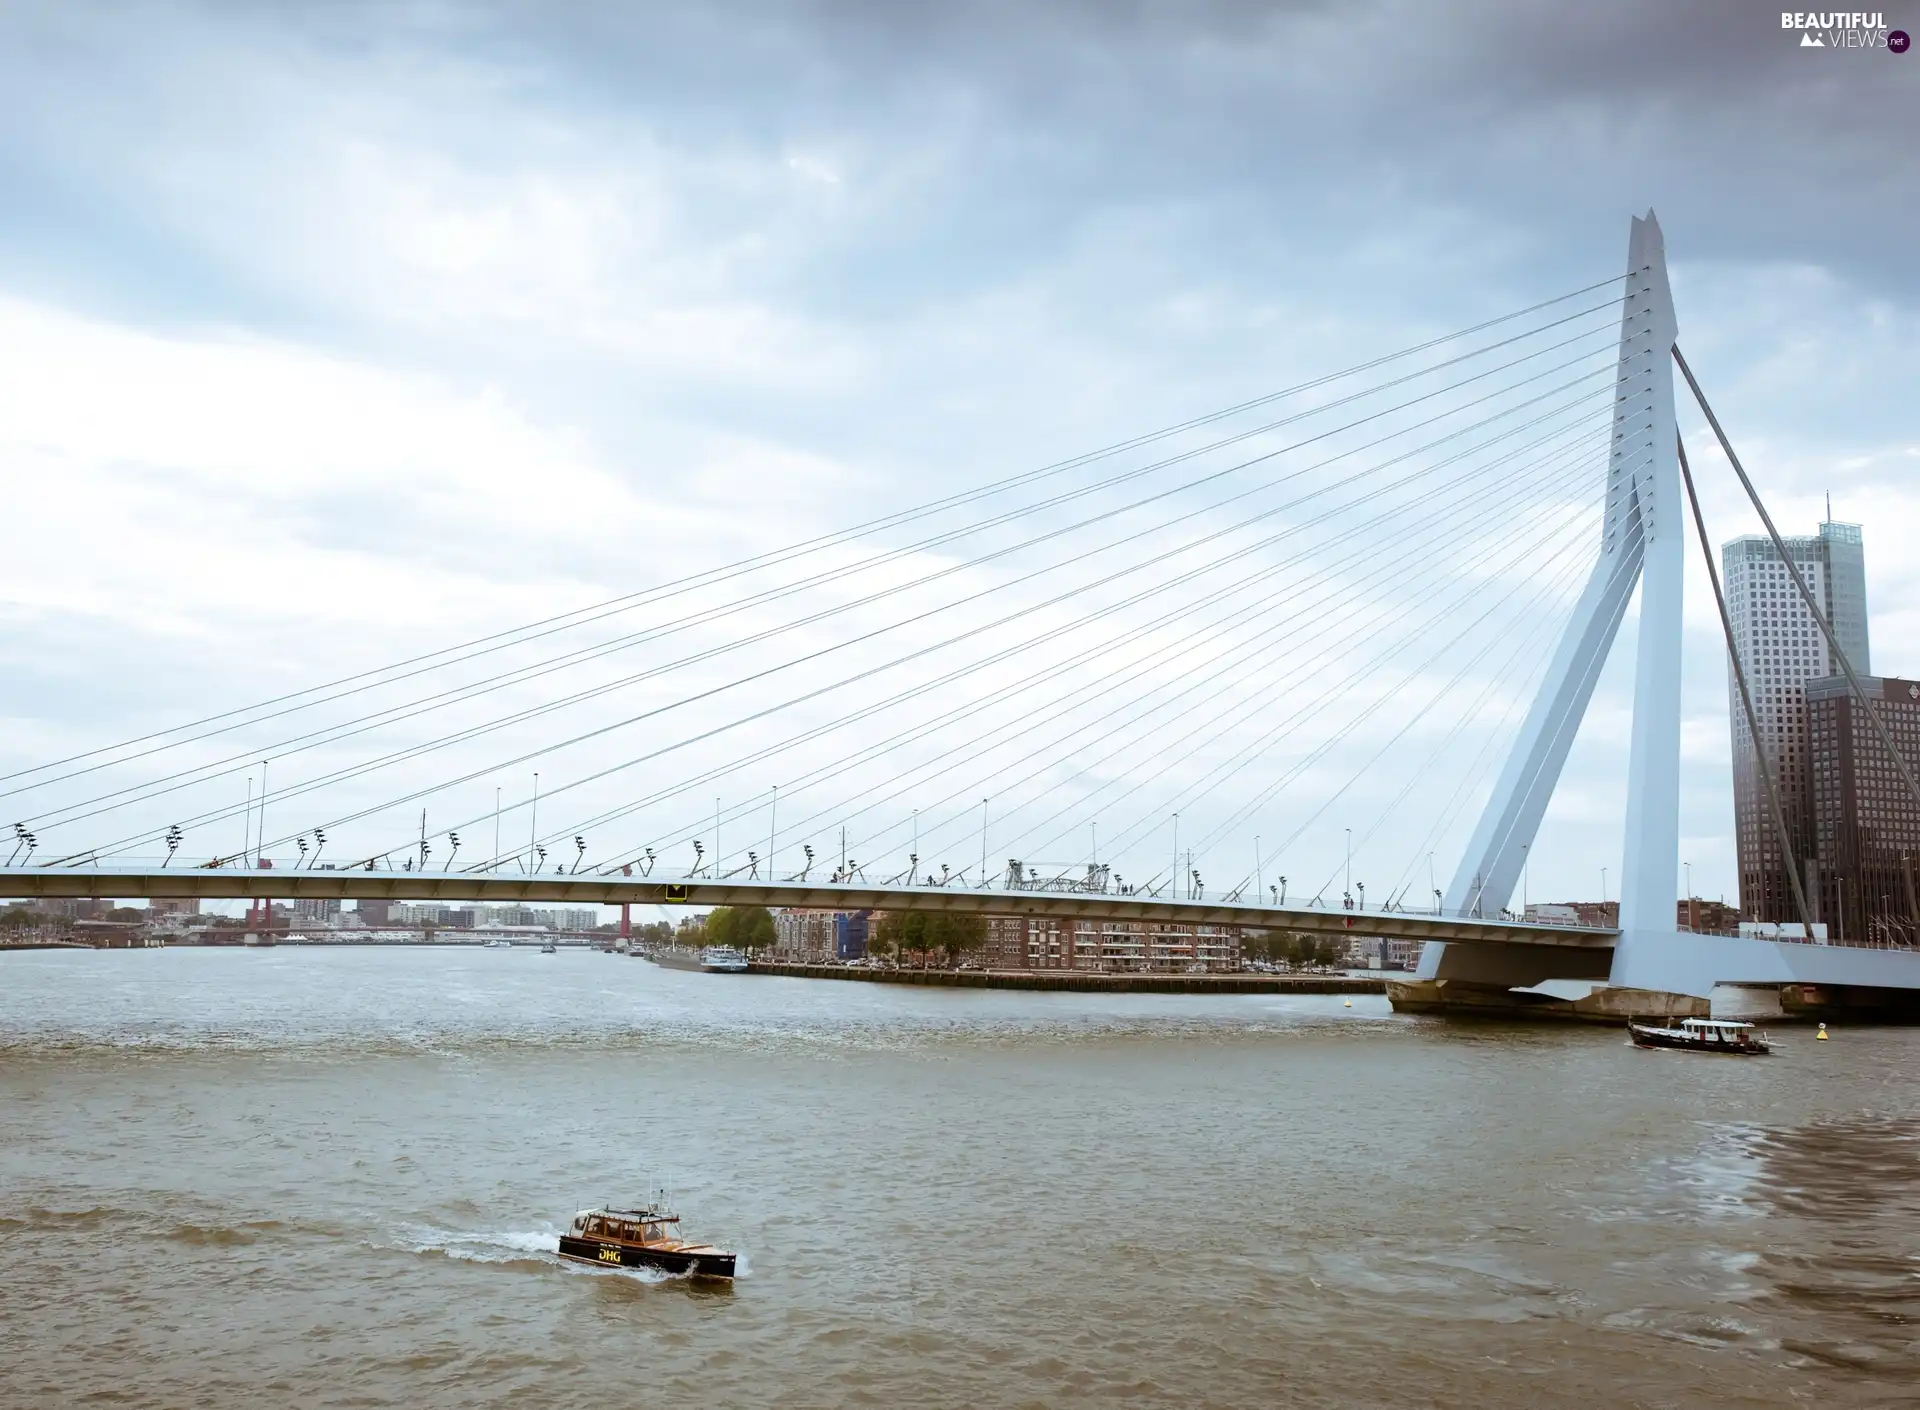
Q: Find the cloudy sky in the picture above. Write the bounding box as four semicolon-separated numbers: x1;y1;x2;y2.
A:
1;0;1915;909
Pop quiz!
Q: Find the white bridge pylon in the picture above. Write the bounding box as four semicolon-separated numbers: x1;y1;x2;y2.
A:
1418;211;1681;987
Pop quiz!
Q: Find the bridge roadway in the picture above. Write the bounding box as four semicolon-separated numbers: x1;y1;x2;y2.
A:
4;867;1614;950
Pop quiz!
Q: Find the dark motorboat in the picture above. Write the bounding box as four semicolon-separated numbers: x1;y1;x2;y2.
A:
557;1201;736;1280
1628;1016;1771;1055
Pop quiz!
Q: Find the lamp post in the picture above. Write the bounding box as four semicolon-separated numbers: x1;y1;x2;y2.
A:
979;798;989;887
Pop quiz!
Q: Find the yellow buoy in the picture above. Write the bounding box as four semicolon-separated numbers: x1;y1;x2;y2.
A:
1817;1022;1829;1040
1343;998;1353;1008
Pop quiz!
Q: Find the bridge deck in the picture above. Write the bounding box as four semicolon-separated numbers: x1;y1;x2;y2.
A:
2;868;1615;949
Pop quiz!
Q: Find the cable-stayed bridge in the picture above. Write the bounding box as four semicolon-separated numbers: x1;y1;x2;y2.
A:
9;212;1920;1012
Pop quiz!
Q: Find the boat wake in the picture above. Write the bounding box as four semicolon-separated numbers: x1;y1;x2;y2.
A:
381;1222;689;1282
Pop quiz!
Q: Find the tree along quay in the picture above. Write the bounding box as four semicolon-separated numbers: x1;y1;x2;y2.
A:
740;962;1386;995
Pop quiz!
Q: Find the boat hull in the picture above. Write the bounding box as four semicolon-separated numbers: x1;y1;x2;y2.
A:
557;1235;735;1279
645;949;749;973
647;950;704;971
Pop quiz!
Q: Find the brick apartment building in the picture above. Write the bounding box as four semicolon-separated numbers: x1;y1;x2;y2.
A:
983;916;1241;972
773;908;870;961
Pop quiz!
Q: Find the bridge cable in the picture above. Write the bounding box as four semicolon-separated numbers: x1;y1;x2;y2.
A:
534;411;1614;868
1675;429;1817;940
1027;511;1601;878
54;354;1623;860
21;323;1624;830
0;278;1627;790
530;439;1595;872
1675;345;1920;818
816;434;1610;875
345;377;1620;868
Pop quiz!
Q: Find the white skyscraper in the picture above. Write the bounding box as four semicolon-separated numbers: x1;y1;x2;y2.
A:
1723;520;1870;922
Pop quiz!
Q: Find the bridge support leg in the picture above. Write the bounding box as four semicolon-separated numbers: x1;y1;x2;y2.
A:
1408;212;1680;1006
1610;219;1684;985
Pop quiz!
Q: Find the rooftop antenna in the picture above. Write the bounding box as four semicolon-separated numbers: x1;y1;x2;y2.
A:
1826;491;1832;524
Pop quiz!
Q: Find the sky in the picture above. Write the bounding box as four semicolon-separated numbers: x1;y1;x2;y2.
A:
1;0;1916;912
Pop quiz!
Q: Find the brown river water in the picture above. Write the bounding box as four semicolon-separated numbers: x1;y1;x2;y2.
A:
3;947;1918;1408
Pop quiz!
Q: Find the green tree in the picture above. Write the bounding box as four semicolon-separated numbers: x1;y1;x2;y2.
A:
873;911;984;967
1268;932;1331;969
927;913;987;966
874;910;911;961
706;905;776;952
1283;934;1344;968
874;910;929;964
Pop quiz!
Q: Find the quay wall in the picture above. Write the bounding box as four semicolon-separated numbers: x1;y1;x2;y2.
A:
742;962;1385;995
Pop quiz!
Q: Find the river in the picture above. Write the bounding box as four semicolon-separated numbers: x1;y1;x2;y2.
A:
3;946;1916;1408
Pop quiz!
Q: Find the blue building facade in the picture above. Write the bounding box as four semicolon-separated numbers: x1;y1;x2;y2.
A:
834;910;870;960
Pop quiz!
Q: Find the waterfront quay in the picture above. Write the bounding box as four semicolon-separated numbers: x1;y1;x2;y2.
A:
742;960;1384;995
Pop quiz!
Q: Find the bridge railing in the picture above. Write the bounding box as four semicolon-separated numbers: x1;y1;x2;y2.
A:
23;856;1914;951
1;852;1629;934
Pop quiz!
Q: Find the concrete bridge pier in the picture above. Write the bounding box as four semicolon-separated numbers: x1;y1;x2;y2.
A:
1385;936;1708;1023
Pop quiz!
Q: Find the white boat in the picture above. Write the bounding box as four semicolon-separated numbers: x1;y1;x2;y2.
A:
484;937;514;949
1628;1016;1771;1055
700;945;750;973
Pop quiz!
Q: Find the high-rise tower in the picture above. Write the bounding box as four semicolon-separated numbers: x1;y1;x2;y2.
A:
1723;520;1870;922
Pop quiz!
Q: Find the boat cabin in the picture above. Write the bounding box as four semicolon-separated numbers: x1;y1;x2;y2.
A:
1680;1018;1762;1044
569;1209;682;1247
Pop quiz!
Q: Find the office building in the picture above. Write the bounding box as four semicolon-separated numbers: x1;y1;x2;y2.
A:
1723;521;1870;921
1806;674;1920;945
